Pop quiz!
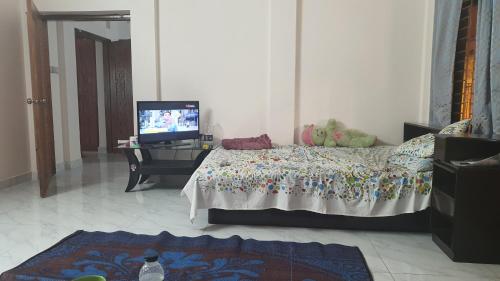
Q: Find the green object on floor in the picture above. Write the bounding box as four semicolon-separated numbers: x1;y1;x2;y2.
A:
72;275;106;281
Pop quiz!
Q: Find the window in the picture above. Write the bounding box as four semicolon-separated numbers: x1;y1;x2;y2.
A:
451;0;478;122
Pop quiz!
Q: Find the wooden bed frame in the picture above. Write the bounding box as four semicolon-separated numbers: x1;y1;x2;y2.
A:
207;122;442;232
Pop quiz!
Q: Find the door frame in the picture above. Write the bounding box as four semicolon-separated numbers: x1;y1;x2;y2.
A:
74;29;113;153
41;12;130;22
25;8;130;197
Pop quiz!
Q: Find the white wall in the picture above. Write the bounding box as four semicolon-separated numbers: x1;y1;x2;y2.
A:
47;21;64;167
159;0;434;145
267;0;298;145
95;41;107;151
418;0;435;124
0;0;32;183
160;0;270;141
296;0;434;144
159;0;299;144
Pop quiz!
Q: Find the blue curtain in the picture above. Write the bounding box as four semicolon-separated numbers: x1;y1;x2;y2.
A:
472;0;500;136
429;0;463;128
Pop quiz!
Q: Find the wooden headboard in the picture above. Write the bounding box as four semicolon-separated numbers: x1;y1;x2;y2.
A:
403;122;442;142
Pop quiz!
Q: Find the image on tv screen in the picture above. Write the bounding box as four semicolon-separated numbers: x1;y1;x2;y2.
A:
139;109;199;135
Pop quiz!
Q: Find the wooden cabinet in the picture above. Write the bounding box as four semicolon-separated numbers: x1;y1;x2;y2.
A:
432;134;500;264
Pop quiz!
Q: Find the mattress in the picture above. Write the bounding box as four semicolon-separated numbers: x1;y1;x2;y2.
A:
182;145;432;220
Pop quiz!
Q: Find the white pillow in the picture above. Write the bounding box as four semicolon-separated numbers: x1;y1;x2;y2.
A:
439;119;471;134
394;133;435;158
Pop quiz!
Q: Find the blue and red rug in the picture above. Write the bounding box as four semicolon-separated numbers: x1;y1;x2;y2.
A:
0;230;372;281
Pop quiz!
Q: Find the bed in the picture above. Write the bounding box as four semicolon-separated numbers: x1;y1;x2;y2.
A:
181;123;440;231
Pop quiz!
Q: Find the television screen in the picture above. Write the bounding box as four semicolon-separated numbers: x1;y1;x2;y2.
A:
137;101;199;143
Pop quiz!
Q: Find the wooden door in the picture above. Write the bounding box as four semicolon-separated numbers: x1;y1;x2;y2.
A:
26;0;56;197
107;39;133;152
75;35;99;151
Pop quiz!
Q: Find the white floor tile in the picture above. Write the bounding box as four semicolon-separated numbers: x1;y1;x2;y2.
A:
0;255;24;273
392;273;498;281
373;273;395;281
368;232;500;279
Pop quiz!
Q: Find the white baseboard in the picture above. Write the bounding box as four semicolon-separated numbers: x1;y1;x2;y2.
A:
54;158;83;172
0;172;33;189
64;158;82;170
28;158;83;183
56;162;66;172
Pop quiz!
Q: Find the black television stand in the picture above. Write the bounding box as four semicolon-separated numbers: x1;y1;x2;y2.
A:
151;139;198;147
116;142;211;192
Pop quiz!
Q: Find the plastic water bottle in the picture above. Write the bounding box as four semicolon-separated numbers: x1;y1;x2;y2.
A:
139;256;165;281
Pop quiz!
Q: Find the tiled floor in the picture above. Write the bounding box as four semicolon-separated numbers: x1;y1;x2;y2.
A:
0;154;499;281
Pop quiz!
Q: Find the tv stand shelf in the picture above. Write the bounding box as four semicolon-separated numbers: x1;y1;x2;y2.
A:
117;142;211;192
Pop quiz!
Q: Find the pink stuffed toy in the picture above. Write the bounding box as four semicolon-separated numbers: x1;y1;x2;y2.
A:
301;125;314;146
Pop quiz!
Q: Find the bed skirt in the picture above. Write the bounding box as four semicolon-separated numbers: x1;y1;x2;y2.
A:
208;208;430;232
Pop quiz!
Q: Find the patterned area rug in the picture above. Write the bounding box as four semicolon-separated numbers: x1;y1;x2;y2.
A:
0;230;372;281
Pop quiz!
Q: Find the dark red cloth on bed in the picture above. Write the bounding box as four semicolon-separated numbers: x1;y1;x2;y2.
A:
222;134;272;150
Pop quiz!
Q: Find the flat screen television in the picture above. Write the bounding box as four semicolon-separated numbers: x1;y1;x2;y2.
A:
137;101;199;144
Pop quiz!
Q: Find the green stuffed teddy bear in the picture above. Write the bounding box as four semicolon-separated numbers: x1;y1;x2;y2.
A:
312;126;326;146
334;129;376;148
330;119;376;148
302;119;376;148
323;119;337;147
301;125;326;146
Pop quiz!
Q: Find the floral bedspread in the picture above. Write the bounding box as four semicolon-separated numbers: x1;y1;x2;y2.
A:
182;145;432;220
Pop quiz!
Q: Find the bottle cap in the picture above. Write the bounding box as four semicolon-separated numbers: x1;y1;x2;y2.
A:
144;255;158;262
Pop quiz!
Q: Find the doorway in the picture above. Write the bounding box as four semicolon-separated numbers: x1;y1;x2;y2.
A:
25;4;134;197
74;28;134;155
47;20;133;168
